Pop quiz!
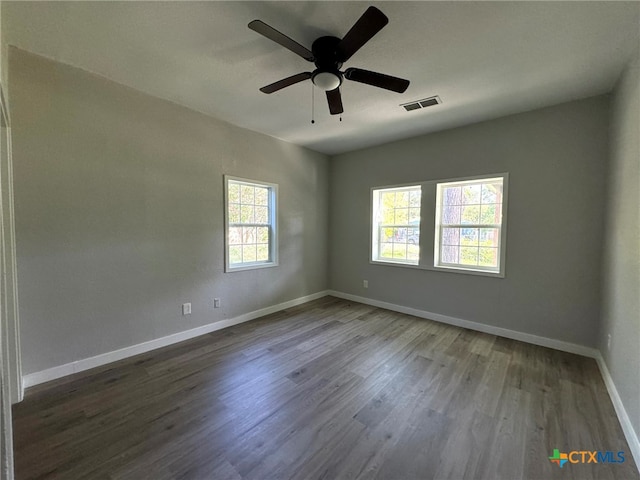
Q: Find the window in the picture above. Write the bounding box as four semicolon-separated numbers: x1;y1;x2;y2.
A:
225;176;277;271
371;173;508;277
434;176;505;274
371;185;421;265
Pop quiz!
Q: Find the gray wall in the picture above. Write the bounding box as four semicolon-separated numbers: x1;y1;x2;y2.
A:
601;47;640;440
329;96;609;348
0;0;6;88
10;48;329;375
1;4;17;477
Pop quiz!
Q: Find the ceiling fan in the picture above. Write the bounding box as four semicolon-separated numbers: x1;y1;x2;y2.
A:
248;6;410;115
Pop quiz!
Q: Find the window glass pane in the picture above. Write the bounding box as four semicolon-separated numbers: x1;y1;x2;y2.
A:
394;208;408;224
442;245;459;263
240;185;255;204
395;191;409;208
460;247;479;265
255;206;269;224
240;205;255;223
460;228;479;246
394;227;407;242
228;183;240;203
373;186;421;265
462;184;481;204
436;176;505;273
442;227;459;246
479;204;500;224
442;205;461;225
461;205;480;224
409;190;421;207
381;227;394;243
257;227;269;244
228;227;242;245
226;178;276;270
256;244;269;261
229;246;242;264
381;192;396;223
392;243;407;259
228;204;241;224
443;186;461;205
242;245;257;263
481;183;501;204
479;228;499;247
255;187;269;206
479;247;498;267
407;228;420;245
380;243;393;259
242;226;256;244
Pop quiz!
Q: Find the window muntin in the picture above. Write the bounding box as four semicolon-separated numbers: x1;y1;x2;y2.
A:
372;185;421;265
370;174;507;278
225;176;277;271
435;177;504;273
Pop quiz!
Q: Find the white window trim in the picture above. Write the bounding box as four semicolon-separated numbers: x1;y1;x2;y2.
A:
370;184;422;266
370;173;509;278
224;175;278;273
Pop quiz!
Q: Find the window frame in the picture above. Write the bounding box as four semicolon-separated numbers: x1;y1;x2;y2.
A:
370;184;422;266
370;173;509;278
224;175;278;272
433;175;508;277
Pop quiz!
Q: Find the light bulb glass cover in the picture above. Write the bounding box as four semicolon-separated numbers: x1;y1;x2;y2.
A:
312;72;341;91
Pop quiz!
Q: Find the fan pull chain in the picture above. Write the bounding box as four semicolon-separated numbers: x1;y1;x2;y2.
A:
311;83;315;124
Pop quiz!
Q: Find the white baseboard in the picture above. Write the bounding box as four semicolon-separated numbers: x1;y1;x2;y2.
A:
328;290;598;358
23;290;330;388
595;352;640;470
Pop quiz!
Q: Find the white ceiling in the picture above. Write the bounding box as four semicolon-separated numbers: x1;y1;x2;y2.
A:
4;1;640;155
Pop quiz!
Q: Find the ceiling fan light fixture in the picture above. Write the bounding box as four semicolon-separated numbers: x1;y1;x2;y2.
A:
312;71;341;91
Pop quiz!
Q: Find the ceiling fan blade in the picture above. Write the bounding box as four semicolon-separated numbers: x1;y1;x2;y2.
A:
260;72;313;93
249;20;314;62
326;88;343;115
344;68;410;93
336;7;388;62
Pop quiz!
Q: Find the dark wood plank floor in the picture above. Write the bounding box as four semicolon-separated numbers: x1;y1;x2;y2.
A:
13;296;639;480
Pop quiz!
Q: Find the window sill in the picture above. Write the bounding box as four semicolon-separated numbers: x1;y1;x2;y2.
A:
225;261;278;273
371;259;421;268
370;260;505;278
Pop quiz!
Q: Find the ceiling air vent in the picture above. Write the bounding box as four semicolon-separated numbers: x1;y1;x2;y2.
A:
403;102;422;111
401;96;441;112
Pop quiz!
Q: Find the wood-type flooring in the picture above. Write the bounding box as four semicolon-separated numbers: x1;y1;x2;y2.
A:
12;296;639;479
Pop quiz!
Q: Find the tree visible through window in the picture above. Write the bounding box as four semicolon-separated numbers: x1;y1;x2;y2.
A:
372;186;421;265
225;176;277;271
435;177;504;272
371;173;507;277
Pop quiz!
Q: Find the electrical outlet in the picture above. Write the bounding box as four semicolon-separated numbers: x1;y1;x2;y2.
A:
607;334;612;350
363;280;368;288
182;303;191;315
214;298;221;308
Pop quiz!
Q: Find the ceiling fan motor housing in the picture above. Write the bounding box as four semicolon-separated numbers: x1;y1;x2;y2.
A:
311;36;344;90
